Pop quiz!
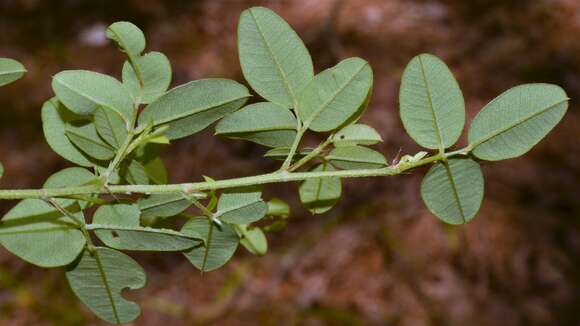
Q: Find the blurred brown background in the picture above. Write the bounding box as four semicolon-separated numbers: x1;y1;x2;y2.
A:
1;0;580;325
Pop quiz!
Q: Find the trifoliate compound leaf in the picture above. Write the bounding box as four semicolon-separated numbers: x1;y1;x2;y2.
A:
238;225;267;256
65;121;116;160
138;79;250;139
238;7;313;108
66;247;146;324
92;204;200;251
94;107;129;148
138;193;191;218
122;51;172;104
215;102;297;148
0;199;85;267
297;57;373;132
182;218;239;272
0;58;26;87
399;53;465;150
52;70;133;119
299;163;342;214
328;146;387;170
42;98;94;167
332;124;382;147
106;21;146;56
215;186;267;224
421;158;484;225
468;84;568;161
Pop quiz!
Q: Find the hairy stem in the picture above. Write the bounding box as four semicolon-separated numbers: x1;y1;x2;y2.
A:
0;150;467;200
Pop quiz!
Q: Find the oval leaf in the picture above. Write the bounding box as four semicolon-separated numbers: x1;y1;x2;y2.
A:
299;163;342;214
138;193;192;218
421;158;484;225
182;218;239;272
0;199;85;267
92;204;200;251
66;247;146;324
238;225;268;256
238;7;313;108
215;186;267;224
297;57;373;132
52;70;133;119
399;53;465;150
215;102;297;147
106;21;146;56
0;58;26;86
138;79;250;139
468;84;568;161
122;51;172;104
42;98;94;167
332;124;383;147
94;107;129;148
65;121;116;160
328;146;387;170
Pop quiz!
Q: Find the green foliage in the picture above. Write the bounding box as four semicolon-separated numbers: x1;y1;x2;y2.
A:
468;84;568;161
297;58;373;132
0;58;26;86
138;79;250;139
0;7;570;325
66;247;146;324
182;218;239;272
421;159;484;224
238;6;313;108
299;163;342;214
215;102;297;147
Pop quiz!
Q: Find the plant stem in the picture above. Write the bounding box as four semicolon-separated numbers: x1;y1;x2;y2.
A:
281;120;305;171
288;135;333;172
0;150;467;200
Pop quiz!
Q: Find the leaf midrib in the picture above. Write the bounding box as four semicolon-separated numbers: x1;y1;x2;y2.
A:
443;162;466;224
418;56;445;152
303;63;368;128
249;9;296;106
93;249;121;324
470;98;568;149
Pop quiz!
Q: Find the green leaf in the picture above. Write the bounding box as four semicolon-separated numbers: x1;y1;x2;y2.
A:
299;163;342;214
138;79;250;139
215;102;297;147
267;198;290;218
421;158;484;225
92;204;200;251
42;98;94;167
399;54;465;150
238;225;267;256
135;144;168;185
138;193;191;218
181;218;239;272
122;52;172;104
106;21;146;56
215;186;268;224
52;70;133;119
332;124;382;147
121;160;149;185
66;247;146;324
0;199;85;267
297;58;373;132
263;147;313;161
0;162;4;180
44;167;98;209
94;107;129;148
468;84;568;161
238;6;313;108
327;146;387;170
65;121;116;160
0;58;26;86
